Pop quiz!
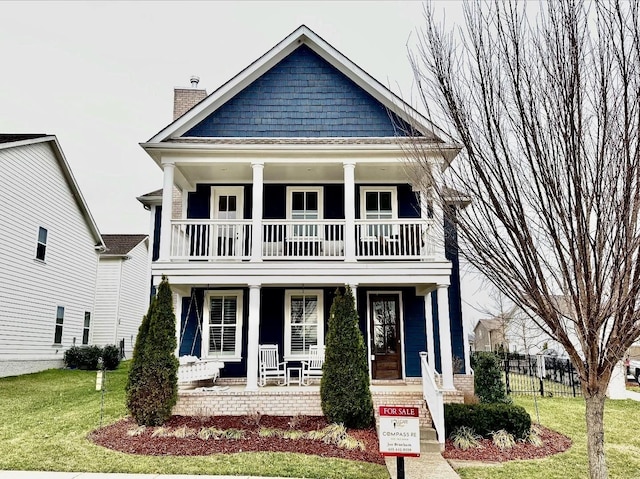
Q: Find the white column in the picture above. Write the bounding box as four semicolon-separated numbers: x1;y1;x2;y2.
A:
425;291;435;367
437;284;455;389
343;161;356;262
347;283;358;308
431;161;446;260
245;284;261;391
174;292;183;358
251;162;264;262
159;161;175;261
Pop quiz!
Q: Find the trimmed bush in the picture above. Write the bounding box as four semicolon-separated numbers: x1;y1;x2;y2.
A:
472;351;508;403
126;276;179;426
321;287;373;428
444;403;531;439
101;344;121;370
63;345;120;370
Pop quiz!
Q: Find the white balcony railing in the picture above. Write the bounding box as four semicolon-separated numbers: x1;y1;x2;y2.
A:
171;220;252;260
420;351;445;449
263;220;345;259
167;218;435;261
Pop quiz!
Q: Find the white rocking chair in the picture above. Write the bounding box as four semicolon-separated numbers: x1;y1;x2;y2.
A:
258;344;287;386
301;345;325;385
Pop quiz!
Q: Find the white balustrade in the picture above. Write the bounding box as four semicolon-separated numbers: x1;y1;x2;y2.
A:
355;219;434;259
262;220;345;259
170;220;252;260
420;351;445;449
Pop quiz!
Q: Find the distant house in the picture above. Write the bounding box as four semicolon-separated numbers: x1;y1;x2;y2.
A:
93;234;149;357
0;134;104;377
473;318;507;352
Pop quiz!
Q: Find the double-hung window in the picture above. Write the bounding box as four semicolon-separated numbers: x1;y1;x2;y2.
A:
287;187;322;238
82;312;91;345
36;227;48;261
204;291;243;360
53;306;64;344
361;187;397;238
285;290;324;360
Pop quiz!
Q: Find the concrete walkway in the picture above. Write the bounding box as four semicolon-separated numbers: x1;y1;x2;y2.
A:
385;453;460;479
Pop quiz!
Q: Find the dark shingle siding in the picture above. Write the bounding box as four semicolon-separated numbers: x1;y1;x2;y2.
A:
183;45;414;138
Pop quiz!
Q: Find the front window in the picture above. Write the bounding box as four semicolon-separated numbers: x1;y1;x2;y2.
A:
82;312;91;345
285;290;324;359
54;306;64;344
287;188;322;238
204;291;243;360
36;227;48;261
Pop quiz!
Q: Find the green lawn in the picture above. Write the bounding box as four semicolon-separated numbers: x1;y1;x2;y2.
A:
457;396;640;479
0;362;388;479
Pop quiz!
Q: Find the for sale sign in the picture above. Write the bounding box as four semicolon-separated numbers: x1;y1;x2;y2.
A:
378;406;421;457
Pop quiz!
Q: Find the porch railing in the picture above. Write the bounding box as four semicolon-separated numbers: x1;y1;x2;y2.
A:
355;219;434;259
171;220;252;260
167;218;435;261
262;220;345;259
420;351;445;448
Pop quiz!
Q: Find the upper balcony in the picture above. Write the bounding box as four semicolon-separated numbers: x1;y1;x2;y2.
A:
169;217;436;262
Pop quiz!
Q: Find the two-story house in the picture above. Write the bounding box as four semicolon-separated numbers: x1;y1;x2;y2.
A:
138;26;471;443
0;134;105;377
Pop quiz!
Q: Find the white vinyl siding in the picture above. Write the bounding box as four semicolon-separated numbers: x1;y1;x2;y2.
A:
92;239;149;357
0;141;99;369
203;290;243;361
284;290;324;360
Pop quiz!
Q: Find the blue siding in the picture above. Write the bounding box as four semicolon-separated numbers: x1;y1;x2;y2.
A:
186;184;252;219
184;45;415;138
152;206;161;261
355;184;417;219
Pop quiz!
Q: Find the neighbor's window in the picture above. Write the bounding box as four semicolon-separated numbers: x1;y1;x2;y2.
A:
82;312;91;345
36;227;48;261
285;290;324;359
54;306;64;344
204;291;243;360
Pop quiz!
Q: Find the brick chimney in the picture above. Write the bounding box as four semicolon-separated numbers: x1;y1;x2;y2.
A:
173;76;207;120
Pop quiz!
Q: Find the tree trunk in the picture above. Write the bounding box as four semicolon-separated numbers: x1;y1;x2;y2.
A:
585;391;607;479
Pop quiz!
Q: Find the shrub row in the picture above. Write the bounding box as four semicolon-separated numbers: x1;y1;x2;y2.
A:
444;403;531;439
63;344;121;370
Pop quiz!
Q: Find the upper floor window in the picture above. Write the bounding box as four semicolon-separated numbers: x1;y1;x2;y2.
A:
285;289;324;360
360;187;397;237
36;227;48;261
203;291;243;360
53;306;64;344
287;187;323;238
82;312;91;345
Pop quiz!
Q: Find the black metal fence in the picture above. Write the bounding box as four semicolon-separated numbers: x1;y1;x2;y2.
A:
502;353;579;397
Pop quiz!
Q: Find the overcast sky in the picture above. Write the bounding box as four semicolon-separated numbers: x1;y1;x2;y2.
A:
1;1;490;324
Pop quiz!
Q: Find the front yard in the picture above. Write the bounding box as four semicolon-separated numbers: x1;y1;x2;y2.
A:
0;362;387;479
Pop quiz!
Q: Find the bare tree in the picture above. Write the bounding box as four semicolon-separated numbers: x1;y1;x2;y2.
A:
406;1;640;478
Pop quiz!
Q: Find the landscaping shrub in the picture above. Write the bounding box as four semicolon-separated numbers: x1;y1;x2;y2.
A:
472;351;508;403
321;287;373;428
444;403;531;439
101;344;121;370
126;276;179;426
64;345;118;370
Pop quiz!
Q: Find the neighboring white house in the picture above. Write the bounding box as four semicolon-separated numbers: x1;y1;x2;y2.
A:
0;134;105;377
93;234;149;358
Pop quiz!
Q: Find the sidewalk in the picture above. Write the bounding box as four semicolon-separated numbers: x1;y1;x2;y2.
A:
385;453;460;479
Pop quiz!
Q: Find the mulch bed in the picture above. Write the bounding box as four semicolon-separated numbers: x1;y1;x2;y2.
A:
442;425;572;462
89;415;386;465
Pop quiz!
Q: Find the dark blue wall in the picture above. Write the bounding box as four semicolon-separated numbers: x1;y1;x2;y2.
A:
184;45;415;138
186;184;253;219
354;184;420;219
152;205;161;261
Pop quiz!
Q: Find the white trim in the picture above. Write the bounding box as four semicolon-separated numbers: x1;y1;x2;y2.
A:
366;290;405;380
284;289;324;361
286;186;323;220
202;289;244;362
359;186;397;220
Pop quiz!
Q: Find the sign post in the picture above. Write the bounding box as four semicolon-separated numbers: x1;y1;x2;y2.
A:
378;406;420;479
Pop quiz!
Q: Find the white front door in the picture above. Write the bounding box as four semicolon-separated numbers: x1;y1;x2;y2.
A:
211;187;244;257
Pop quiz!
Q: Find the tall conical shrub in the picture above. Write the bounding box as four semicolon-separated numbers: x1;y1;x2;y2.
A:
321;286;373;428
126;276;179;425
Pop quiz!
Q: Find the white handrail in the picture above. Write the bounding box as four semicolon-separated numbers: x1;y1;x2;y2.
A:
420;351;445;448
170;220;252;260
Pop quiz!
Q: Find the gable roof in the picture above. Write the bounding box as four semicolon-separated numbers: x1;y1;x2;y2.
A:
475;318;504;332
101;234;148;256
145;25;460;146
0;135;104;249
